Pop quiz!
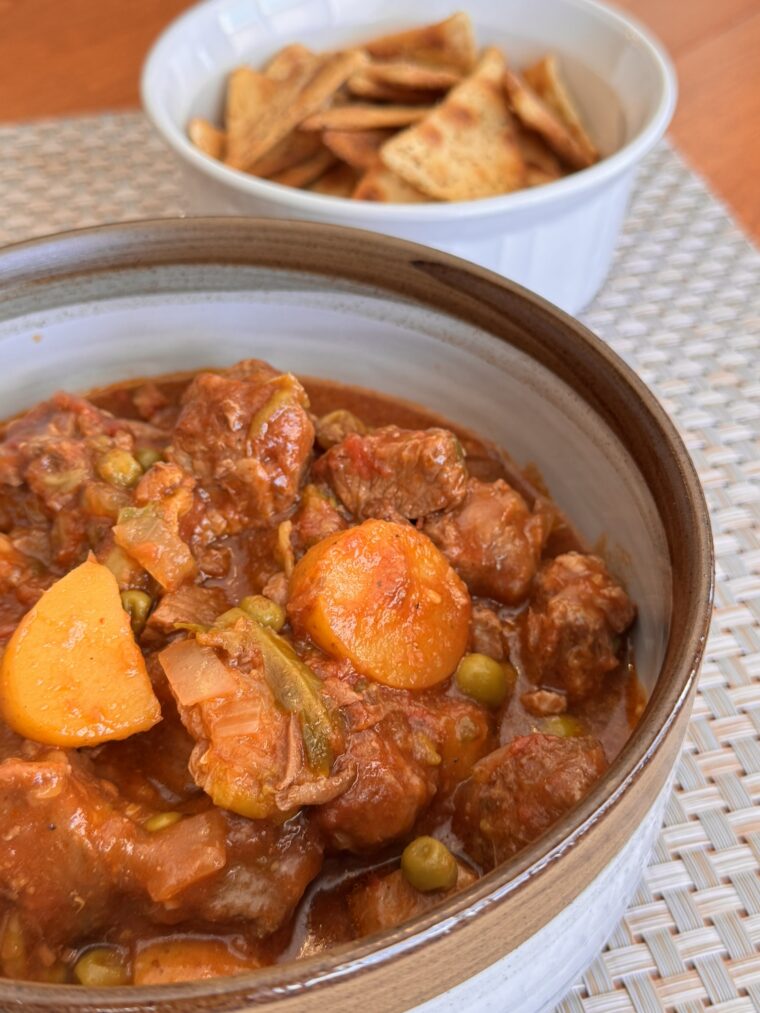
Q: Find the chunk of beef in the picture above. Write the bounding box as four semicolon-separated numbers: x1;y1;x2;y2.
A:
0;393;134;513
290;484;348;556
422;478;549;605
520;689;567;716
0;393;145;566
148;583;230;635
169;360;314;532
469;602;505;660
261;569;289;605
523;552;635;701
300;657;490;850
0;746;325;955
168;813;323;936
89;712;201;809
314;425;467;522
453;733;607;868
0;749;227;948
348;862;477;938
409;692;493;799
314;711;437;852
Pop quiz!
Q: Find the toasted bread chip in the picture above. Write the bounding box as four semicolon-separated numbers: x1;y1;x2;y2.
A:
347;73;440;105
225;48;366;170
309;162;361;197
365;60;462;91
515;125;563;180
301;104;430;131
188;118;226;160
365;13;476;73
264;43;315;81
524;55;598;166
353;164;430;203
248;129;322;178
381;47;525;201
525;168;558;187
322;128;397;169
225;65;278;137
504;69;595;171
269;147;337;188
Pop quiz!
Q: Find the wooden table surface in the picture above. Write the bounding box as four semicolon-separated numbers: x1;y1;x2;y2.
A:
1;0;758;239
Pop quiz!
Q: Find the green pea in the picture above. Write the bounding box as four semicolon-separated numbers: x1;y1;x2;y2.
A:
97;449;142;488
73;947;129;987
455;653;515;709
120;589;153;636
240;595;286;632
401;836;458;893
134;447;163;472
144;811;182;833
543;714;585;738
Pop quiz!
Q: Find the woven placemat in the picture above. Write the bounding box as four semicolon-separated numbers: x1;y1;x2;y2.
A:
1;113;759;1012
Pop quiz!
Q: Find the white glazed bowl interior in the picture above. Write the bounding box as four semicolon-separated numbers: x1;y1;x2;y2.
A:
141;0;677;312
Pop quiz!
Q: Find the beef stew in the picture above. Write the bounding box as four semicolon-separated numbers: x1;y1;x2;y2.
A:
0;359;638;986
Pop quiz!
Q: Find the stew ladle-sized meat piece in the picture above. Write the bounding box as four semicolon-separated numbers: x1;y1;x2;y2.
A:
0;746;324;954
452;732;608;868
168;360;315;533
522;552;636;702
422;477;551;605
313;424;468;521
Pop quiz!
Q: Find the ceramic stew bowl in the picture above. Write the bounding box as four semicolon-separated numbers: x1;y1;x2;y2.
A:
141;0;677;313
0;219;711;1013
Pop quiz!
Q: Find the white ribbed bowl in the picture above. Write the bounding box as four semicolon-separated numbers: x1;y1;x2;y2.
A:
140;0;676;314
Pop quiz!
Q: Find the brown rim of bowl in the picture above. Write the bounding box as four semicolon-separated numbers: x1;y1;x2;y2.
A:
0;217;714;1009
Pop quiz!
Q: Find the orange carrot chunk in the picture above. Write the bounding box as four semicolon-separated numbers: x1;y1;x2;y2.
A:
288;519;471;689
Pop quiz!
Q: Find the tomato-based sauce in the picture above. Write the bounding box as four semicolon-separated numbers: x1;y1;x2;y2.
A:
0;361;640;986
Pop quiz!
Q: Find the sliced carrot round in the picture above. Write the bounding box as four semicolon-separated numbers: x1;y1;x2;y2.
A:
288;519;471;689
0;558;161;746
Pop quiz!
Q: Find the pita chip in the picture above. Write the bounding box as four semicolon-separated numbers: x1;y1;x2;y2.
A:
347;73;440;105
364;61;462;91
504;68;596;171
225;65;278;141
188;118;226;160
247;129;322;178
264;43;315;81
269;147;337;188
309;162;361;197
515;125;563;182
300;103;430;131
381;47;526;201
524;55;598;166
353;163;430;203
225;48;367;171
322;128;397;169
365;13;476;73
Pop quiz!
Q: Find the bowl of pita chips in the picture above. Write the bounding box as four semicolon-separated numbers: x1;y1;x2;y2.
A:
142;1;676;312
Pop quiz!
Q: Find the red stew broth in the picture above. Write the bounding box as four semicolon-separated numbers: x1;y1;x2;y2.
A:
0;369;642;985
